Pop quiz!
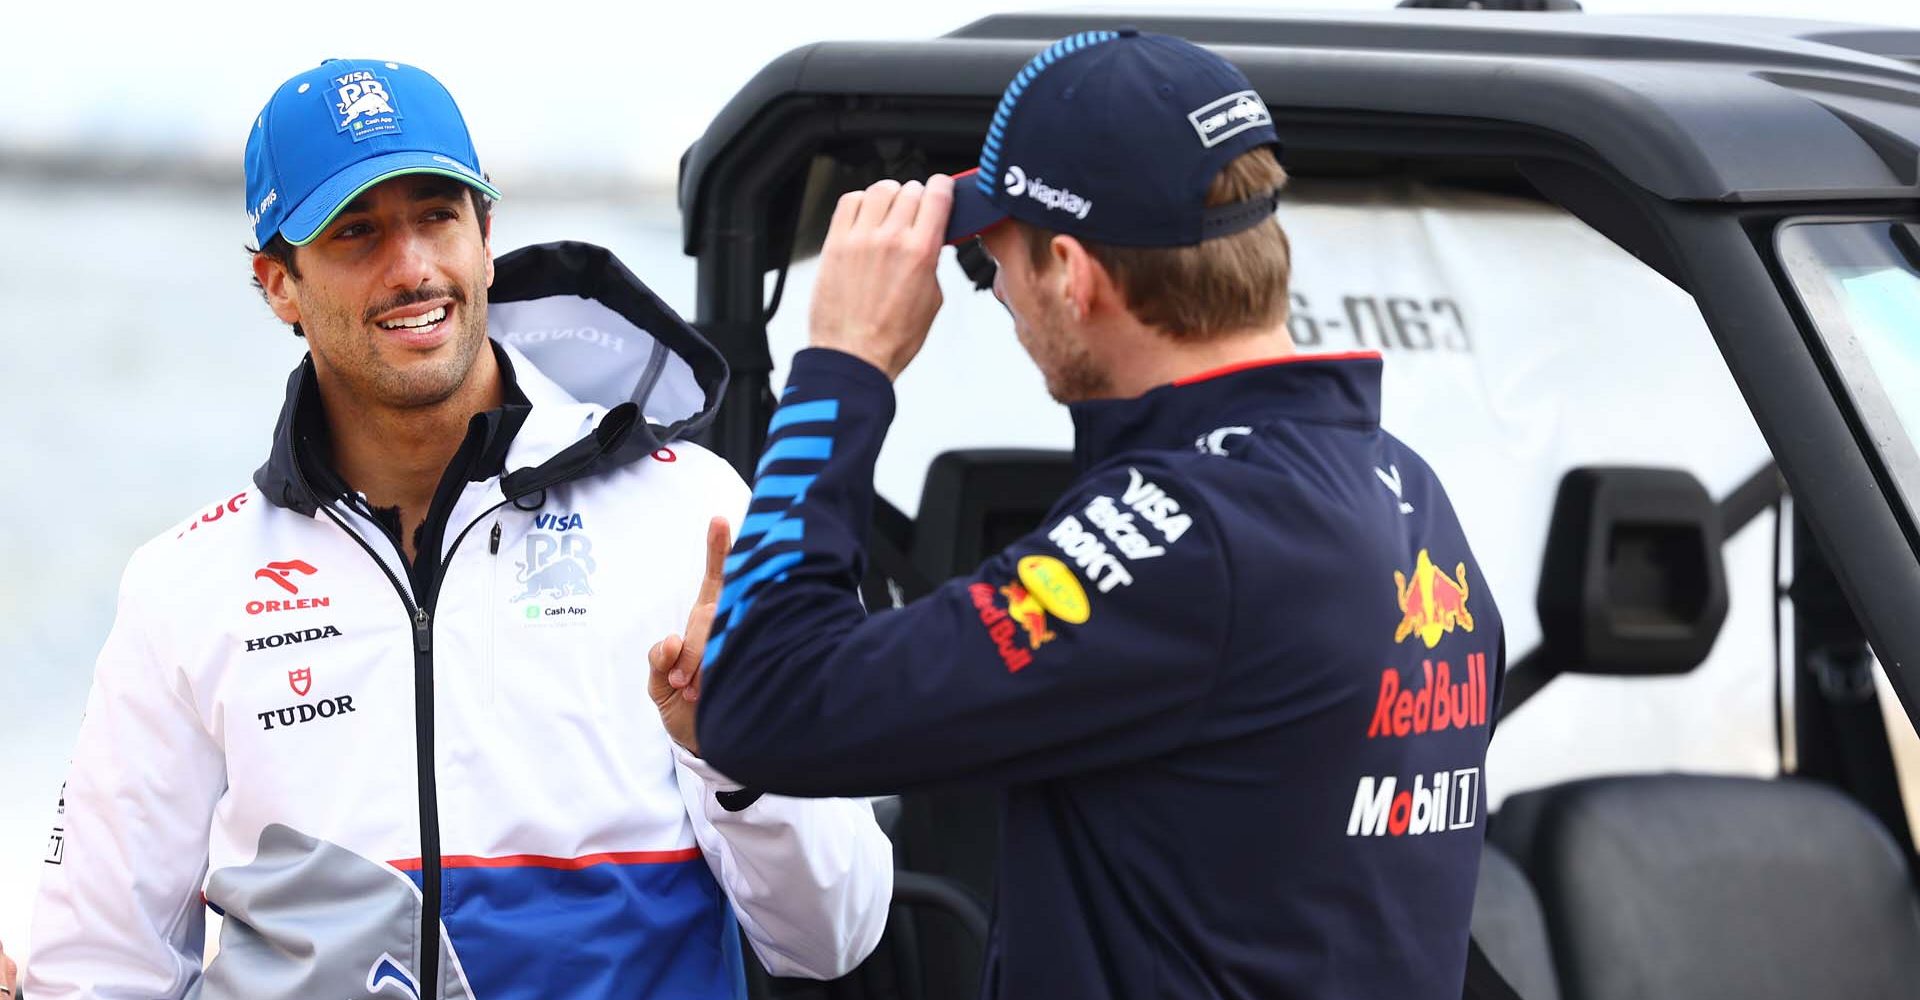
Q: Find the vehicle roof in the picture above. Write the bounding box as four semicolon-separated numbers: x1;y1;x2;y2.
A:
679;9;1920;251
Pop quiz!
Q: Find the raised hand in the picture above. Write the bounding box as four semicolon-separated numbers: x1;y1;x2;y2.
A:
808;174;956;380
648;516;732;755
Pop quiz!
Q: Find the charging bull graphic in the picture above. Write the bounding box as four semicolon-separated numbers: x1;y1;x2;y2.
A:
512;530;597;602
337;84;394;125
1393;549;1475;649
999;582;1057;649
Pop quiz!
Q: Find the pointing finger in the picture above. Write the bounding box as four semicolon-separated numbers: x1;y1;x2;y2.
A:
696;516;731;611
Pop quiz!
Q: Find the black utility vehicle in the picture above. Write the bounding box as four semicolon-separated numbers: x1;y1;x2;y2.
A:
679;8;1920;999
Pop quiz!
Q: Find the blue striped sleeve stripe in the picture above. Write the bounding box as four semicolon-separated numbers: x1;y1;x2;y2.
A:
756;436;833;476
751;474;817;503
724;518;804;574
737;510;786;542
767;399;839;436
718;550;805;611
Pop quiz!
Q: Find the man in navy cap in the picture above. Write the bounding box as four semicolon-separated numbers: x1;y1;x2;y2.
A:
689;29;1505;998
23;59;892;998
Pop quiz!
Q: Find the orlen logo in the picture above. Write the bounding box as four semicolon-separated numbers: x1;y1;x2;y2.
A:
248;560;330;616
1368;653;1491;739
1347;767;1481;838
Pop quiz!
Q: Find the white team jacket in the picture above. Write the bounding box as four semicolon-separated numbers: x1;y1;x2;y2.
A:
27;242;893;999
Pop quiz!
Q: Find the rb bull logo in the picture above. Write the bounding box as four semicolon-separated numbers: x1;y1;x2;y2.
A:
1393;549;1474;649
512;530;597;602
289;667;312;698
999;583;1057;649
333;69;401;141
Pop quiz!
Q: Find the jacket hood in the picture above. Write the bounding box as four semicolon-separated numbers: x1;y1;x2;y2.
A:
254;241;729;514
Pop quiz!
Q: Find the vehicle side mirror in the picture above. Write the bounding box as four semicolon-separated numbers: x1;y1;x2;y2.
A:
1536;466;1730;675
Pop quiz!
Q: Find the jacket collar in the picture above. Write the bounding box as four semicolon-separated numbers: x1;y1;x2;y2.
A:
254;341;535;516
1067;352;1384;470
252;241;730;515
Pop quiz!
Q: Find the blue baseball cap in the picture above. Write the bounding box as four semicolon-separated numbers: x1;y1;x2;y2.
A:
944;29;1281;248
244;59;502;248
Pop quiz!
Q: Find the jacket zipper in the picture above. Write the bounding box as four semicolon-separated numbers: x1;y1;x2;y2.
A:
318;494;514;997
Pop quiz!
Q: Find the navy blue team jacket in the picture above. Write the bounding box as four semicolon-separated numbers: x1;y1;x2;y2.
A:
698;347;1504;1000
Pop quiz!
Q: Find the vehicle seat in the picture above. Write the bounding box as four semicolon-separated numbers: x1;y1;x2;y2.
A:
1491;773;1920;1000
1471;842;1562;1000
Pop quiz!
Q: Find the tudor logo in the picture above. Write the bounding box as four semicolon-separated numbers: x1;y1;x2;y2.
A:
258;695;357;732
245;625;344;653
289;668;312;698
1005;165;1028;197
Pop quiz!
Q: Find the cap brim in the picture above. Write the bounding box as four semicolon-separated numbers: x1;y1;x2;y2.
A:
279;150;503;246
943;168;1010;245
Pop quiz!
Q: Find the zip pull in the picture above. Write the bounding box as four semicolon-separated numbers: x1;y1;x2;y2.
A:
489;521;502;554
413;608;433;654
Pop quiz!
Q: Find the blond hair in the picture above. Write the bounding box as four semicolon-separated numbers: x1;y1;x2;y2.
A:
1023;146;1291;341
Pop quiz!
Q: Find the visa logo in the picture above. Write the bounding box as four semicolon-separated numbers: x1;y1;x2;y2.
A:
533;513;585;531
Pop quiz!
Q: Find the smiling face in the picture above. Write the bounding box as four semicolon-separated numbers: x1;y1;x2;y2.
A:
254;174;495;412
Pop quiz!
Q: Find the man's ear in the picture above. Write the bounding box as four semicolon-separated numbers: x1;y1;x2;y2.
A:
1051;235;1115;323
482;213;496;288
252;252;302;327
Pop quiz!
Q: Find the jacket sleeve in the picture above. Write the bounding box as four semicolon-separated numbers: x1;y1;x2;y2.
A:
696;348;1233;796
670;748;893;979
26;547;226;999
668;446;894;980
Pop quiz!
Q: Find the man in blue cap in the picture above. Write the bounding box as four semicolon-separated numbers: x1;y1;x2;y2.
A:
691;30;1505;998
24;59;892;998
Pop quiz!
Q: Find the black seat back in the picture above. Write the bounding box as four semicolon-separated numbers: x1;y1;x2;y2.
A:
1492;774;1920;1000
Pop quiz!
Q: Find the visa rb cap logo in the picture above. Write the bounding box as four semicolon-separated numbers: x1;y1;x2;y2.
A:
332;67;402;141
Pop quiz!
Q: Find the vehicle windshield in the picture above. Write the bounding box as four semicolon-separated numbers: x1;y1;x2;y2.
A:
1778;220;1920;542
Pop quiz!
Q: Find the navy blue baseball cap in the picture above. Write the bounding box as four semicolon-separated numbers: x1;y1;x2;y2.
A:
945;29;1281;248
244;59;501;248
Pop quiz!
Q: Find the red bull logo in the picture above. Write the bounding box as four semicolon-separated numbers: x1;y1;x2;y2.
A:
969;583;1035;673
999;582;1057;649
967;556;1092;673
1394;550;1474;649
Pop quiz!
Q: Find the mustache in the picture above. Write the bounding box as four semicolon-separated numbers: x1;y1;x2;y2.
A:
363;285;468;325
